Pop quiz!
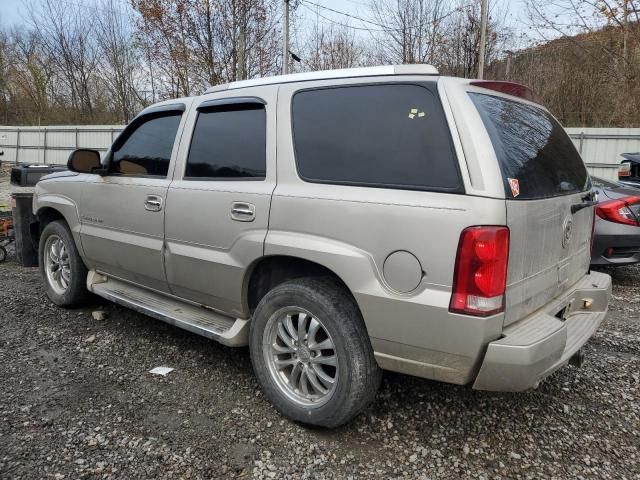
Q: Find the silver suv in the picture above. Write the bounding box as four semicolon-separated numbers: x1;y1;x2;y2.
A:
32;65;612;427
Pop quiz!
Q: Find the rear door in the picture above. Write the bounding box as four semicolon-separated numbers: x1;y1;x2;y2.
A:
469;92;593;326
163;87;277;317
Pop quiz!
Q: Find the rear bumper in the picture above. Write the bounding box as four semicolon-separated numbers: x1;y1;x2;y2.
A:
473;270;611;392
591;231;640;266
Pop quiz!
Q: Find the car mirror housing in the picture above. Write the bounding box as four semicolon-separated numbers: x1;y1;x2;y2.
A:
67;149;103;174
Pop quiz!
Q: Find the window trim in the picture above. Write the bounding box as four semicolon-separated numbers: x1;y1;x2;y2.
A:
197;96;266;111
183;98;268;182
104;106;185;179
290;82;465;194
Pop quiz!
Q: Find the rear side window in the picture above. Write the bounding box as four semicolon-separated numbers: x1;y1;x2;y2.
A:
470;93;589;199
111;113;182;177
185;105;266;179
292;84;462;192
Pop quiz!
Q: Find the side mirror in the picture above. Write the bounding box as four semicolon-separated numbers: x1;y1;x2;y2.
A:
67;149;103;174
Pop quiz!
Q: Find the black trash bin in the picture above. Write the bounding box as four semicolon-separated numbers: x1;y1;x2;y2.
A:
8;163;67;267
10;164;67;186
11;192;38;267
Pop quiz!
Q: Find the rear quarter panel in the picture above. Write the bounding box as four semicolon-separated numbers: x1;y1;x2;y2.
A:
268;77;508;383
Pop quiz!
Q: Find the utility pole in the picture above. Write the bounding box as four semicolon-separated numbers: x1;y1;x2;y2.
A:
282;0;290;75
622;0;629;65
504;49;514;80
478;0;488;79
238;22;246;80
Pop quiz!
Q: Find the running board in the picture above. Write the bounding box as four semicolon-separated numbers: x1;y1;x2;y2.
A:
87;271;249;347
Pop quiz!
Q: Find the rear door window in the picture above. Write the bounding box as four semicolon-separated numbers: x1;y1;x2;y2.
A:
292;83;462;192
470;93;589;199
185;105;266;179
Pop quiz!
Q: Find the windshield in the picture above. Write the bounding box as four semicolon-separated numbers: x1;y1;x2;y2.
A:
470;93;590;200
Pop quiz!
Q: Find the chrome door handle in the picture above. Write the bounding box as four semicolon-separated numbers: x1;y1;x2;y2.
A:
231;202;255;222
144;195;163;212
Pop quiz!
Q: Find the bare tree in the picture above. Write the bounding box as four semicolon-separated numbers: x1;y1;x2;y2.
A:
299;11;369;71
95;0;144;122
369;0;448;64
523;0;640;125
27;0;101;121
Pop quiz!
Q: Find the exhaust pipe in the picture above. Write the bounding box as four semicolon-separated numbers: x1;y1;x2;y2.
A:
569;349;585;368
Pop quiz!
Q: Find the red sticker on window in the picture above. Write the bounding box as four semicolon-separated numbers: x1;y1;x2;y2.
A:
508;178;520;197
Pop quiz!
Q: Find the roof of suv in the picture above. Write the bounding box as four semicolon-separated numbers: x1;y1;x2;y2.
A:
205;64;439;93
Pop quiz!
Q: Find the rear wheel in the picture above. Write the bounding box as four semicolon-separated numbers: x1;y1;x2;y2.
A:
39;220;88;306
250;277;381;427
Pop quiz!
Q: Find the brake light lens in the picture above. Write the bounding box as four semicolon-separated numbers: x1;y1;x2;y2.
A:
619;161;631;178
596;196;640;226
450;226;510;316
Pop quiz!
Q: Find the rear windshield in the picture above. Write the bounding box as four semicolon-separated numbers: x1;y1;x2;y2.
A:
470;93;590;199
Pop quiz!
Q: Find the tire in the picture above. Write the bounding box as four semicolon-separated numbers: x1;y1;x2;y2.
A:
250;277;382;428
39;220;88;306
0;245;6;263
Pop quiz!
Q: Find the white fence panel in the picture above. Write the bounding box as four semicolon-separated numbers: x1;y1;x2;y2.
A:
1;125;640;182
0;126;123;165
566;128;640;181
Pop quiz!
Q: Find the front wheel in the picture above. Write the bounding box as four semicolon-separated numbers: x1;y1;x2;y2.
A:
250;277;381;428
39;220;88;306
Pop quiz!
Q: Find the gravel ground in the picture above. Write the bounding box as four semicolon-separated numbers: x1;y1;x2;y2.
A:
0;256;639;479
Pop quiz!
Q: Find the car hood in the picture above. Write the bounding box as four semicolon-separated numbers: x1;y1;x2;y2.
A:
40;170;76;181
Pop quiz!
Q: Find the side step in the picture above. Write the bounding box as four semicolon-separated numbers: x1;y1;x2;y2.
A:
87;271;249;347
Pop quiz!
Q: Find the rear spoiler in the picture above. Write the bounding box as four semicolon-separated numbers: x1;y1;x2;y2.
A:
470;81;541;105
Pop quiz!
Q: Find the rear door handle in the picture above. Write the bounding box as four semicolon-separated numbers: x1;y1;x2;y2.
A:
144;195;163;212
231;202;255;222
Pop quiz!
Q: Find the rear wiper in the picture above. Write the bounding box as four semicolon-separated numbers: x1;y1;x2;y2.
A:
571;191;597;214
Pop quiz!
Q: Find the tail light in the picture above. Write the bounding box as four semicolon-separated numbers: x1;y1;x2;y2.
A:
591;208;596;249
449;226;510;317
596;196;640;226
619;162;631;178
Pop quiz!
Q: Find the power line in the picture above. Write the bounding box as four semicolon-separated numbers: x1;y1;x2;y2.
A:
300;0;480;34
300;3;389;32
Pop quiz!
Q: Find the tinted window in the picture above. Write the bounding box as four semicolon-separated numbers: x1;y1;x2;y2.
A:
292;84;462;192
111;113;182;177
186;106;266;179
470;93;589;199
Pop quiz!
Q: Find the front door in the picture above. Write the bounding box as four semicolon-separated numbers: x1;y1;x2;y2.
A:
164;87;277;317
79;104;188;292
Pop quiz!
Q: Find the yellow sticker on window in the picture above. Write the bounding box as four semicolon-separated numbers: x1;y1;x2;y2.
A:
408;108;426;120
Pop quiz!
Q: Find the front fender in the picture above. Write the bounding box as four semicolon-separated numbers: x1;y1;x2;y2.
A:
34;180;86;257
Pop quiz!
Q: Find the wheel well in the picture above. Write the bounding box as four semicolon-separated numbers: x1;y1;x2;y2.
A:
31;207;65;244
246;256;356;314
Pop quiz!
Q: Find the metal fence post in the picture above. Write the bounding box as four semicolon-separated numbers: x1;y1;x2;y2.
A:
43;128;48;164
579;131;584;155
15;128;20;164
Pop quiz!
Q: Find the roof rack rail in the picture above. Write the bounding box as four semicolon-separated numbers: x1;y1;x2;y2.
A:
205;64;439;93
